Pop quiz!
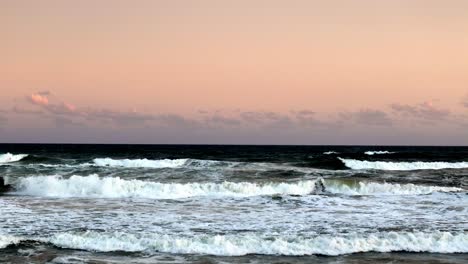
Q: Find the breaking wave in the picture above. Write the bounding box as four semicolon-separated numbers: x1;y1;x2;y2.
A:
91;157;320;173
93;158;189;168
14;175;317;199
323;180;463;195
340;158;468;171
46;231;468;256
0;153;28;163
11;175;463;199
0;235;22;249
364;151;394;155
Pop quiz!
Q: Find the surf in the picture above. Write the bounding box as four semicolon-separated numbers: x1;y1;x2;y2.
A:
10;175;464;199
32;231;468;256
339;158;468;170
0;153;28;163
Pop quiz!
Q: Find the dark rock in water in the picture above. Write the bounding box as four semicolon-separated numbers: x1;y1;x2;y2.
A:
0;177;13;194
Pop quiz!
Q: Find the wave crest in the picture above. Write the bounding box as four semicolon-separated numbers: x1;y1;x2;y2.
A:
364;151;394;155
340;158;468;171
323;180;462;195
48;231;468;256
0;153;28;163
0;235;22;249
12;175;463;199
93;158;188;168
15;175;317;199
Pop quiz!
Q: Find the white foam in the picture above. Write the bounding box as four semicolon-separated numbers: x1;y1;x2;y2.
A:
13;175;462;199
364;151;394;155
93;158;188;168
323;151;339;155
48;231;468;256
15;175;317;199
340;158;468;171
323;180;463;195
0;153;28;163
0;235;22;249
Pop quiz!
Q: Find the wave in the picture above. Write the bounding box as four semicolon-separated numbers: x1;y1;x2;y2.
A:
364;151;394;155
14;175;317;199
91;157;322;173
323;151;339;155
340;158;468;171
323;180;463;195
93;158;189;168
0;235;22;249
0;153;28;163
11;175;463;199
45;231;468;255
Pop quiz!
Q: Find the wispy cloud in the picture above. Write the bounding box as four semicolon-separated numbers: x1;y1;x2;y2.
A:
54;116;84;128
204;115;241;127
391;101;450;121
344;109;393;126
12;105;44;115
37;90;51;96
24;91;156;126
462;94;468;108
0;115;6;125
9;91;468;144
82;108;155;125
28;93;49;106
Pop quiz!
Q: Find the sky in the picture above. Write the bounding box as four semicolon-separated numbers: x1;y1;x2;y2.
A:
1;0;468;145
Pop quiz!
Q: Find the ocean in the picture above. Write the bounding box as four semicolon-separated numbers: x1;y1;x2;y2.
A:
0;144;467;263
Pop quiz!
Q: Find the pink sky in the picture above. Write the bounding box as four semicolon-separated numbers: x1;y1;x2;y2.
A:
1;0;468;144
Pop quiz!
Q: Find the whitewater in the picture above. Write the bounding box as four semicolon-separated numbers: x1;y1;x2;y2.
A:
340;158;468;170
1;145;467;263
11;175;464;199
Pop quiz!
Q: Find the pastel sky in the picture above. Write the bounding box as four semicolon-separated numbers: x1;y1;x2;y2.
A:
1;0;468;145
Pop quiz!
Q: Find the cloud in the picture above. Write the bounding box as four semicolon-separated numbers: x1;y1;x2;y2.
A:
156;114;201;129
352;109;393;126
294;110;320;126
204;115;241;127
0;115;6;131
26;92;79;116
238;111;295;129
16;91;468;144
240;111;285;123
23;91;158;126
462;95;468;108
63;102;76;112
12;106;44;115
37;90;51;96
391;101;450;121
54;116;83;128
83;109;155;126
295;110;315;116
28;93;49;106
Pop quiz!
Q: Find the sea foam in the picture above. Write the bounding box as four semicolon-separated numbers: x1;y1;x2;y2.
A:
340;158;468;171
0;235;22;249
323;180;462;195
93;158;188;168
0;153;28;163
47;231;468;256
13;175;463;199
15;175;317;199
364;151;394;155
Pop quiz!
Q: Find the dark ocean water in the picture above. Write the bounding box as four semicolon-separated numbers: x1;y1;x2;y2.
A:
0;144;467;263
